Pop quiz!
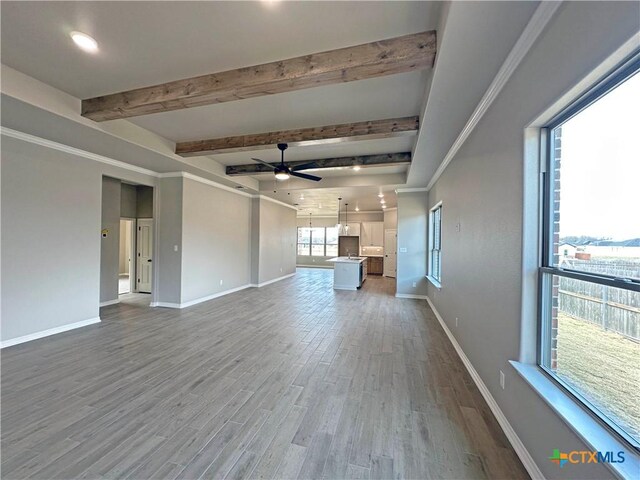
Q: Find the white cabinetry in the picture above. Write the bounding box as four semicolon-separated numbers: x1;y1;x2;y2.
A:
361;222;384;246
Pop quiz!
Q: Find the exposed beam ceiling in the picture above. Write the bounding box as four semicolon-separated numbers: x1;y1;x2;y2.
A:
177;117;418;157
226;152;411;176
81;31;436;122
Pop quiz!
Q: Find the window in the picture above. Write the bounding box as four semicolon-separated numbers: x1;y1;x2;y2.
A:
539;59;640;449
325;227;339;257
297;226;339;257
428;202;442;285
297;227;311;256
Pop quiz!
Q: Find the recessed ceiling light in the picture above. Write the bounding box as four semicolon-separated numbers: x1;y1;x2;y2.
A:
380;199;386;204
355;206;360;212
353;166;361;171
382;205;387;209
378;193;384;198
70;31;99;53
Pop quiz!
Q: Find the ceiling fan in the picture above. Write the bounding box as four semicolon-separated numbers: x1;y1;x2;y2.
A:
251;143;322;182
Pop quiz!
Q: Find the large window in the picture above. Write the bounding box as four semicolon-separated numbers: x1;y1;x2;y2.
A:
297;227;339;257
539;59;640;449
428;202;442;285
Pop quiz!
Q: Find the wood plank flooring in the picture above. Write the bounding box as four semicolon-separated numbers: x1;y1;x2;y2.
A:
1;268;528;479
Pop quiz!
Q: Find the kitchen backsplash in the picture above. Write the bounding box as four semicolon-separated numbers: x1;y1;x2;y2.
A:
361;246;383;256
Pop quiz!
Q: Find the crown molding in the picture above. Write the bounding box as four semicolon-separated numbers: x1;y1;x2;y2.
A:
1;126;261;200
426;1;562;191
255;195;299;211
396;187;428;193
160;171;253;198
1;126;158;178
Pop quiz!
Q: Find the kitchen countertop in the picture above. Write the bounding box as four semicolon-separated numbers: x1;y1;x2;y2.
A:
359;254;383;258
326;256;367;264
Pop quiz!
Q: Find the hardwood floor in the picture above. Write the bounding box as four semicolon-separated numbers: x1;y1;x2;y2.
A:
1;268;528;479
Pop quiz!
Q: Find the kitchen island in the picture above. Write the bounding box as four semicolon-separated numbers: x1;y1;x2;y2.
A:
326;256;367;290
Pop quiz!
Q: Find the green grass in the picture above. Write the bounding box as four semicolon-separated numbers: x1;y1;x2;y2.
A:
556;314;640;441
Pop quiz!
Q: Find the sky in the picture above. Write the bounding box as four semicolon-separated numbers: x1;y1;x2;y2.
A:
558;71;640;241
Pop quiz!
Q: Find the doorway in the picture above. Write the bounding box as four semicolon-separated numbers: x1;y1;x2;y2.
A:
384;229;397;278
119;219;135;294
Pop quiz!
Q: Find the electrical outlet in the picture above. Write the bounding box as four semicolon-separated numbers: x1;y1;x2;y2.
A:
219;280;223;286
399;247;408;253
455;317;459;327
280;267;283;273
412;282;417;287
455;222;461;232
500;370;505;389
174;245;179;252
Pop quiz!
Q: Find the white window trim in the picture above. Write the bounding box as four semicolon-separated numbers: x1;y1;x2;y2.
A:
427;201;443;288
518;45;640;477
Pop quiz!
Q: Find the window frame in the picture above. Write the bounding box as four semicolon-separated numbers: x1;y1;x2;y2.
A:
538;53;640;451
427;201;443;287
296;226;339;257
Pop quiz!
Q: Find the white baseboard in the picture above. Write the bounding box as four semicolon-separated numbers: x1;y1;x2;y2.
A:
425;297;544;480
395;293;428;300
250;273;296;288
333;285;358;291
154;284;252;309
99;299;120;307
0;317;101;349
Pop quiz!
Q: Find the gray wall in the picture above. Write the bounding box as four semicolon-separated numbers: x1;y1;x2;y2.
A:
100;177;121;304
425;2;639;478
136;185;153;218
384;208;397;231
121;183;153;219
250;198;261;285
257;199;297;284
396;192;428;296
0;135;155;342
120;183;137;218
156;176;183;305
180;177;252;304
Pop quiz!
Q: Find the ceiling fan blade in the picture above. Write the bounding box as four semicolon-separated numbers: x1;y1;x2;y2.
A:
291;162;318;172
291;171;322;182
251;158;276;169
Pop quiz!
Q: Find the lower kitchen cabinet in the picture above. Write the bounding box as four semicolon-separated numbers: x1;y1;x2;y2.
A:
367;257;384;275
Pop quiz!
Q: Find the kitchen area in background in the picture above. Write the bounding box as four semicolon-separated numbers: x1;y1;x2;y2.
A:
296;206;397;287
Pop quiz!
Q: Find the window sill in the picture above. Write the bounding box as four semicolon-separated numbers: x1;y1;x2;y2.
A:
426;275;441;289
510;361;639;479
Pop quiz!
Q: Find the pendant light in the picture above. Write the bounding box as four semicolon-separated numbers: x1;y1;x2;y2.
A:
344;203;350;235
336;197;343;234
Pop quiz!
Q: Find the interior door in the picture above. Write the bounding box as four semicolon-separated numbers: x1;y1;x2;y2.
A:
136;219;153;293
384;229;397;278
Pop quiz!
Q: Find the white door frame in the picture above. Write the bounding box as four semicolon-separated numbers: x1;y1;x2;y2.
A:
120;217;137;293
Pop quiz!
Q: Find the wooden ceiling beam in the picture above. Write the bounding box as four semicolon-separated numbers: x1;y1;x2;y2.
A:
225;152;411;176
81;31;436;121
176;116;418;157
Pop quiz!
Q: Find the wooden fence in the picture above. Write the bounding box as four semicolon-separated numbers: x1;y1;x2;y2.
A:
558;258;640;341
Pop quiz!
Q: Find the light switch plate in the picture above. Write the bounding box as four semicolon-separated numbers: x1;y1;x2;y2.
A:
399;247;408;253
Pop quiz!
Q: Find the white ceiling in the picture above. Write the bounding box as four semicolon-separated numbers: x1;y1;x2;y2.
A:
0;1;541;215
271;185;399;217
0;1;439;99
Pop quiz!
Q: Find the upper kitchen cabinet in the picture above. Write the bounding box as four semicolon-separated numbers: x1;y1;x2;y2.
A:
361;222;384;246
